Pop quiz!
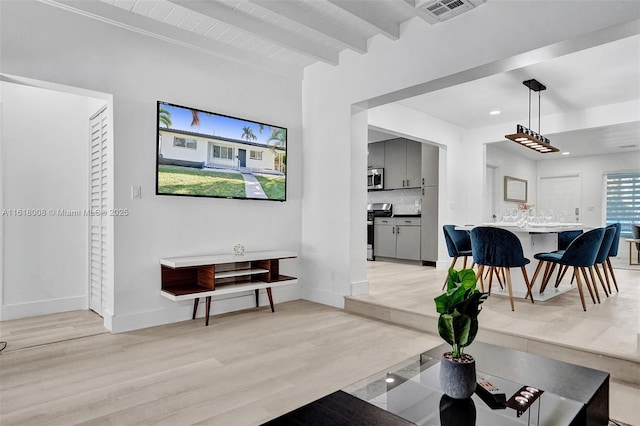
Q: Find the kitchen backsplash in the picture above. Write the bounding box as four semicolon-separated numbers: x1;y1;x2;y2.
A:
368;188;422;215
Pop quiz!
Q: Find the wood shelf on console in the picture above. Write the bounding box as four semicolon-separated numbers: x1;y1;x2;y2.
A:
214;268;269;279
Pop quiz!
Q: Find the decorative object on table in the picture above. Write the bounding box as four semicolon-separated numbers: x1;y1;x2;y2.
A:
475;375;507;409
233;243;245;256
439;394;476;426
434;268;488;399
505;385;544;419
517;203;534;211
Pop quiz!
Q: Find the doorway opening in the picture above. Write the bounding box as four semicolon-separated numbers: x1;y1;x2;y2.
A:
0;74;114;329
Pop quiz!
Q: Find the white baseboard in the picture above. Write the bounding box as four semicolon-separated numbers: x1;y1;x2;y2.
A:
350;279;369;296
303;286;345;309
0;295;87;321
110;285;302;333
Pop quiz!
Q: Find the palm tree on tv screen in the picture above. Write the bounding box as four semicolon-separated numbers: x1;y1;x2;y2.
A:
241;126;257;141
159;108;172;128
268;128;286;149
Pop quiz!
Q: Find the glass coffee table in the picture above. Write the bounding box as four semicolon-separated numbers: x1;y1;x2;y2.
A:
263;342;608;425
342;351;583;425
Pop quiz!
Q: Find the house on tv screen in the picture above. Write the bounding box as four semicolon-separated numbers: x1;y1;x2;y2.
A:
159;127;285;175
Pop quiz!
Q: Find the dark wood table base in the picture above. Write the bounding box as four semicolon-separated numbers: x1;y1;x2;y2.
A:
192;287;276;326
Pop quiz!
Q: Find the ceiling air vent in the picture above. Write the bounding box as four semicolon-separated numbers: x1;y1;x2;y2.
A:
415;0;484;22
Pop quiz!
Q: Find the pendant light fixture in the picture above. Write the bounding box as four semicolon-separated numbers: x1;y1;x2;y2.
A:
505;79;559;153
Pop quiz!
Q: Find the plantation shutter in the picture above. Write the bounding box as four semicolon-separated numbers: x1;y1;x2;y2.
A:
89;106;109;316
606;172;640;237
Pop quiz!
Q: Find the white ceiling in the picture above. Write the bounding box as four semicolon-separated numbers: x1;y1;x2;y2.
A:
394;34;640;160
45;0;640;160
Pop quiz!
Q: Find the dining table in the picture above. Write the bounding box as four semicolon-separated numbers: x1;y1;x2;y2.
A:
456;223;587;301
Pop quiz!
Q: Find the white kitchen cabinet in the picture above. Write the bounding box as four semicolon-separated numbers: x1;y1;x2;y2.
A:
384;139;422;189
421;186;439;263
396;218;421;261
374;217;397;258
374;217;421;261
421;143;439;187
367;141;385;169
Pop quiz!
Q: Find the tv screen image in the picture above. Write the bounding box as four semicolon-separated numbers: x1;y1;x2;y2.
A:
156;101;287;201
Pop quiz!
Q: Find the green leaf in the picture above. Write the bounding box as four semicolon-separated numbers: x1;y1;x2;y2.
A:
438;313;456;347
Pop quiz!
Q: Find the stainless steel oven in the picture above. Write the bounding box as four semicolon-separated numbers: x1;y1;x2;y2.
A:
367;168;384;190
367;203;392;260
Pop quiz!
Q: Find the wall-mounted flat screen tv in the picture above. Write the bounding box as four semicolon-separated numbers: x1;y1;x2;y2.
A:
156;101;287;201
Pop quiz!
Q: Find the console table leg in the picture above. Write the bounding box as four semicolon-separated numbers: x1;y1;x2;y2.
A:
205;296;212;326
266;287;274;312
192;298;199;320
255;289;259;307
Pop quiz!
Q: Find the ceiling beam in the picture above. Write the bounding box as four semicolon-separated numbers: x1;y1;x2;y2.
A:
168;0;339;65
39;0;301;79
250;0;368;54
326;0;400;40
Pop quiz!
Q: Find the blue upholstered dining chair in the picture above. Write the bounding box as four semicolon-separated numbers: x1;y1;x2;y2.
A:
442;225;474;289
558;230;583;251
589;225;618;299
604;223;621;293
531;227;605;311
470;227;534;311
546;229;584;288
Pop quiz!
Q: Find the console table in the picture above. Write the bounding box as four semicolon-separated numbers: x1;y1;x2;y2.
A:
160;250;297;325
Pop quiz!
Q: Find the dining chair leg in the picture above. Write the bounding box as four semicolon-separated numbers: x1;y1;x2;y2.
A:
521;266;534;303
442;258;458;289
601;261;612;294
540;262;554;293
463;256;468;269
530;261;545;291
487;267;495;295
592;264;609;297
573;267;587;311
555;265;570;287
580;267;597;304
605;258;619;292
540;262;555;294
505;268;515;311
476;265;485;292
587;266;600;303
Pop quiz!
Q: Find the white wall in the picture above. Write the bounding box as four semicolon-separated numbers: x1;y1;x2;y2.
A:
536;151;640;228
302;2;640;305
1;1;303;331
0;82;97;318
486;144;538;217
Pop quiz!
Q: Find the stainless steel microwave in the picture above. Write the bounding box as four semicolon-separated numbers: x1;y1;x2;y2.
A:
367;168;384;190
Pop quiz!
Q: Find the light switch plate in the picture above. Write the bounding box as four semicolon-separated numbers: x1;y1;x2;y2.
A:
131;186;141;199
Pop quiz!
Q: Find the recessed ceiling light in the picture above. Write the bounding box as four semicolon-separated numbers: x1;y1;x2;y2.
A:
562;152;570;156
490;110;501;115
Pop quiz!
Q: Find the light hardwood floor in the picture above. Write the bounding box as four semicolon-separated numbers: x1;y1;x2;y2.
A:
0;301;442;425
1;263;638;425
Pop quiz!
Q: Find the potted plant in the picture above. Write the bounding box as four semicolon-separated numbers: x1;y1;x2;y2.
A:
434;268;488;399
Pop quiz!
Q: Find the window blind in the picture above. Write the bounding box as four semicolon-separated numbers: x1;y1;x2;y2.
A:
606;172;640;237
